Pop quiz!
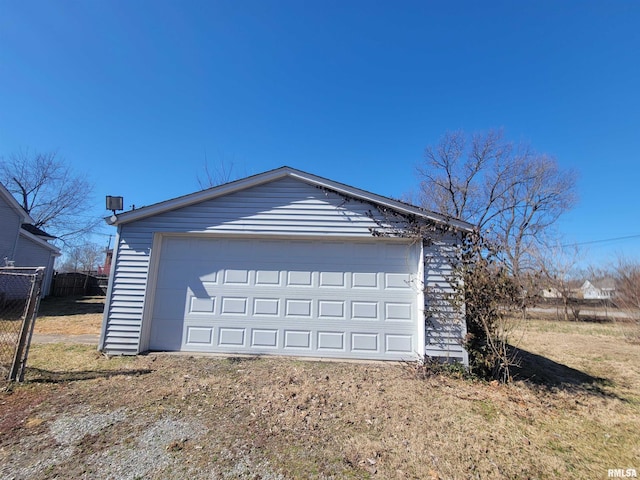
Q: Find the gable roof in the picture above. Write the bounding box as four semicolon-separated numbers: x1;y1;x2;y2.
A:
106;166;475;232
0;181;34;224
21;223;56;239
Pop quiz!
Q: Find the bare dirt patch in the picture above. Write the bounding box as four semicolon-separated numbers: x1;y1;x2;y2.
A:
1;300;639;479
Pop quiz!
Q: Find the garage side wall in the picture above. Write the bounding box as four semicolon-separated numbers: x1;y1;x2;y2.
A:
423;237;468;365
100;228;153;353
101;178;413;355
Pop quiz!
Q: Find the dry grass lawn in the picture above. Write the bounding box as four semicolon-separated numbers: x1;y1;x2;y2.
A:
0;297;638;479
33;296;104;335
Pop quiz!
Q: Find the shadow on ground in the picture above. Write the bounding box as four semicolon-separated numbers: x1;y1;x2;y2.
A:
510;345;617;396
38;296;105;317
24;367;152;384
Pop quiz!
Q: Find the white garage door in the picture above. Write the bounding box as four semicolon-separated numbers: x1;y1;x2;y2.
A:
148;236;420;360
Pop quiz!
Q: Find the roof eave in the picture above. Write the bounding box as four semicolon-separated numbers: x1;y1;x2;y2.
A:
106;167;292;226
285;169;475;233
105;166;475;233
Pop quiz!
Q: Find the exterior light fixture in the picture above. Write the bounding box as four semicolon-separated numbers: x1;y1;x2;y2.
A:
106;195;124;216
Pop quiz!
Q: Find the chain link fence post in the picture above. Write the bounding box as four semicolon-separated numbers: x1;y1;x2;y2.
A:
0;267;45;382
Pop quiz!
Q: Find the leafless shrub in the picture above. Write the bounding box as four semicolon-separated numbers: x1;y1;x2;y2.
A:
448;232;524;383
613;257;640;342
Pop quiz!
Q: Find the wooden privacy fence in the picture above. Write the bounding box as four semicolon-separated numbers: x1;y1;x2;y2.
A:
0;267;44;382
51;272;108;297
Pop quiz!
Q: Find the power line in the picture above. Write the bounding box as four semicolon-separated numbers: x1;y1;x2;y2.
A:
562;234;640;247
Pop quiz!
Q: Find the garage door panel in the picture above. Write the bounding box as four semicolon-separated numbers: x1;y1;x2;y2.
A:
285;299;312;317
318;300;345;319
287;271;313;287
351;333;379;352
385;302;413;321
220;297;248;315
223;269;250;285
255;270;281;286
385;273;412;289
189;296;216;314
352;272;378;288
251;329;278;348
218;327;245;346
319;271;346;287
185;326;214;346
159;261;220;289
284;330;311;349
254;298;280;316
148;236;419;360
352;301;378;320
385;334;413;353
317;331;345;351
199;270;219;282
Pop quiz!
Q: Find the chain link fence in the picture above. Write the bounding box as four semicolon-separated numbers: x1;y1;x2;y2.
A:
0;267;44;382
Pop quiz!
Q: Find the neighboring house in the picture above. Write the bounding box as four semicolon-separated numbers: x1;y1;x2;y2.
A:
0;181;61;297
14;224;60;297
580;279;616;300
100;167;473;363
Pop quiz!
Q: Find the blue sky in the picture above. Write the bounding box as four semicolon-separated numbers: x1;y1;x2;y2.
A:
1;0;638;267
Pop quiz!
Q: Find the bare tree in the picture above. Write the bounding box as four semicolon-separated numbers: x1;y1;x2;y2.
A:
417;130;578;280
58;242;104;273
57;241;105;295
0;149;100;242
494;154;577;278
613;257;640;317
197;153;243;189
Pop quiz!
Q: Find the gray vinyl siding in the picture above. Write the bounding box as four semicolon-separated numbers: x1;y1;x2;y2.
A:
129;178;403;236
423;238;468;363
101;177;466;361
13;234;57;297
14;234;54;267
0;201;22;262
101;230;150;353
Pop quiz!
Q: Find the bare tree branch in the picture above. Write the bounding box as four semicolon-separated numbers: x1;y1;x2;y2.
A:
0;149;100;243
58;241;105;273
613;257;640;314
197;152;242;189
417;130;578;280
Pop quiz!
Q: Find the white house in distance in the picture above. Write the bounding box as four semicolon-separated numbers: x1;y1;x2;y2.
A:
0;181;60;296
100;167;473;364
580;280;616;300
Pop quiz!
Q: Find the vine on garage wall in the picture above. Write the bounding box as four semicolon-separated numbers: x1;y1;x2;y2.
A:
360;193;519;382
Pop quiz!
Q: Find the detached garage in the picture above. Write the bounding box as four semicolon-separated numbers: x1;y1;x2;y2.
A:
100;167;472;363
